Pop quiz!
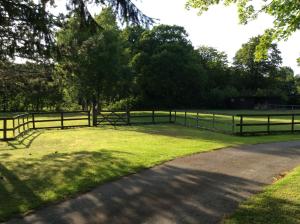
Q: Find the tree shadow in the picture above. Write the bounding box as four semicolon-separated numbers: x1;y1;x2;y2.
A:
0;150;134;222
3;163;276;224
227;195;300;224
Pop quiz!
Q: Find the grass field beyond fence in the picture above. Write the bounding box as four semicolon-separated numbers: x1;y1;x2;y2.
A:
174;110;300;135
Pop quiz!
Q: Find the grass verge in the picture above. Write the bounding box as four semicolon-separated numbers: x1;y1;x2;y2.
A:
225;166;300;224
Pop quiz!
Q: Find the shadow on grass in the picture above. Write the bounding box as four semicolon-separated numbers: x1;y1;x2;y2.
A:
0;150;135;222
2;142;300;223
4;164;270;224
226;195;300;224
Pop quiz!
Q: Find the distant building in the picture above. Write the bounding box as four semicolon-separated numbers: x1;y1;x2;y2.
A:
226;96;282;109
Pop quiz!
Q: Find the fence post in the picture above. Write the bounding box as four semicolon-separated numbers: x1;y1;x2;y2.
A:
3;118;7;141
92;107;98;127
184;112;187;126
267;115;270;134
127;110;131;125
174;111;177;123
196;112;199;128
12;118;15;138
169;110;172;123
26;114;29;130
292;114;295;133
32;113;35;129
88;111;91;127
152;110;155;124
239;116;243;136
232;116;235;134
61;112;64;129
22;116;25;132
18;117;20;134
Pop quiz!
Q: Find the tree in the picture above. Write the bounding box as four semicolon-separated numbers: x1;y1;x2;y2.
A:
0;61;63;111
0;0;153;61
186;0;300;61
57;8;125;123
132;25;207;108
196;46;239;107
233;36;283;94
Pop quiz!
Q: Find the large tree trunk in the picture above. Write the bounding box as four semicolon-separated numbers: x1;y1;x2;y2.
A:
92;100;98;127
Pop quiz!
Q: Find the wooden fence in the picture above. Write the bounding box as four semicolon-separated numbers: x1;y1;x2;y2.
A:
2;110;300;141
236;113;300;135
0;111;90;141
174;111;300;136
97;110;173;126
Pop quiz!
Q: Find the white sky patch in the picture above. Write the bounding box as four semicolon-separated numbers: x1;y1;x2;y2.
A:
52;0;300;74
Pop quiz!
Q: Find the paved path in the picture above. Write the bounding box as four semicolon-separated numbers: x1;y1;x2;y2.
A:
5;141;300;224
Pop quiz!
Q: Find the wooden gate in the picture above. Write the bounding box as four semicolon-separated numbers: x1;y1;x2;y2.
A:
97;111;128;126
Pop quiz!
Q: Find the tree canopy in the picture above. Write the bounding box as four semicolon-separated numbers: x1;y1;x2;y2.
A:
0;0;153;61
186;0;300;61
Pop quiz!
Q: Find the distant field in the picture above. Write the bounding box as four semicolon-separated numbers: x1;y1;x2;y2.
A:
174;110;300;134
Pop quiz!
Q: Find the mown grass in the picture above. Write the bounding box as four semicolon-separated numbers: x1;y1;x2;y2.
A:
175;111;300;134
0;124;300;221
225;166;300;224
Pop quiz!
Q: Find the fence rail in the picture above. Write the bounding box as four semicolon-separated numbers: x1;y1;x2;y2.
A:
0;111;90;141
97;110;173;126
2;110;300;140
173;111;300;136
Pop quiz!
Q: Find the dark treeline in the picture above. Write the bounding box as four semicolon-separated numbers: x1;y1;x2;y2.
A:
1;8;299;111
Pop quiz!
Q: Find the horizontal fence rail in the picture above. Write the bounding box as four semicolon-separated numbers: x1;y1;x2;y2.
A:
173;111;300;136
2;109;300;140
97;110;173;126
236;113;300;136
173;111;235;134
0;111;90;141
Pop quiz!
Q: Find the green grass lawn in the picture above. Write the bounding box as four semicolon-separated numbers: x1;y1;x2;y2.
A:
174;111;300;134
0;124;300;221
225;166;300;224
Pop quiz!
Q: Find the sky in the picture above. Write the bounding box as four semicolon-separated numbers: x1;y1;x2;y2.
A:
54;0;300;74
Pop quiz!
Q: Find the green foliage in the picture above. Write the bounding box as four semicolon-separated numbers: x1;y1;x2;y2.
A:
233;36;285;94
0;0;153;61
0;62;63;111
186;0;300;61
131;25;207;108
57;8;128;110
